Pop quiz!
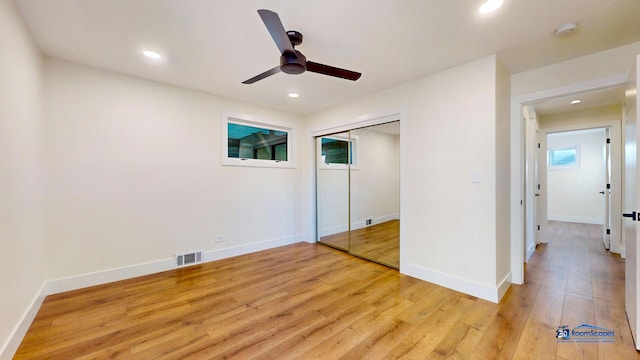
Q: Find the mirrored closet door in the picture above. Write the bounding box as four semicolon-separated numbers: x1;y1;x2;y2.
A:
316;131;351;251
316;121;400;268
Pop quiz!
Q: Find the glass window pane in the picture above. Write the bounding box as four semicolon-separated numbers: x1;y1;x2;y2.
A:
228;123;287;161
322;138;352;164
274;143;287;161
255;147;271;160
550;148;576;166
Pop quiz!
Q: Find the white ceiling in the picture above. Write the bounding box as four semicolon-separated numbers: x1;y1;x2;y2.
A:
13;0;640;114
531;86;627;116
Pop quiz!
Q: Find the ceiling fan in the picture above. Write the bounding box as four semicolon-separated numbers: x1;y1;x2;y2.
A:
242;9;362;84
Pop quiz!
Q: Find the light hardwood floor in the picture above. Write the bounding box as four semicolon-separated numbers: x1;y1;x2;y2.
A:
14;221;640;359
319;220;400;268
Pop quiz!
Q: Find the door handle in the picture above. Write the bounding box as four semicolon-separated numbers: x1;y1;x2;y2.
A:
535;193;540;197
599;191;605;194
623;211;637;221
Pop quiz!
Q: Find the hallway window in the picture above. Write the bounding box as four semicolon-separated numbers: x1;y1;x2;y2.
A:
548;146;579;168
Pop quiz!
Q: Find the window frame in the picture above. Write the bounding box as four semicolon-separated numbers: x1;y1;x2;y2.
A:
547;145;580;170
222;114;295;169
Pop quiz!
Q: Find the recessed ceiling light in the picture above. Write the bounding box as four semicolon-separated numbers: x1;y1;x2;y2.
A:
142;50;162;59
570;99;582;105
288;93;300;98
478;0;504;13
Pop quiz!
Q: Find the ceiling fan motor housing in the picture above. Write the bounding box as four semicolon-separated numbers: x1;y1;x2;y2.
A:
280;50;306;74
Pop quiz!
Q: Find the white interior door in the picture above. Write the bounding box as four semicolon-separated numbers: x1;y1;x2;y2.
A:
534;128;544;243
604;127;612;249
624;55;639;349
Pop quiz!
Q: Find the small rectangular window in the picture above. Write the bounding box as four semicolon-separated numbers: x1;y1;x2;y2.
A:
223;116;294;168
227;123;287;161
548;146;579;168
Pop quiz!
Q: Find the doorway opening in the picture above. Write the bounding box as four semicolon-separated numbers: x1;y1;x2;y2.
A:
527;89;623;256
513;81;627;284
545;127;612;249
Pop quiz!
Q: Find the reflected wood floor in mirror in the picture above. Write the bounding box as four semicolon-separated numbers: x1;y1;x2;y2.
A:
14;221;638;359
319;220;400;268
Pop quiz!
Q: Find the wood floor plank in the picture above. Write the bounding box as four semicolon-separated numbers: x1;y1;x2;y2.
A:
426;321;484;360
386;295;476;359
512;320;559;360
593;298;640;360
557;294;599;360
469;289;536;360
339;318;414;360
320;219;400;267
256;302;378;359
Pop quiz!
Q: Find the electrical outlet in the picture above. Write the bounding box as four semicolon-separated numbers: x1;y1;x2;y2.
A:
366;219;373;225
215;235;224;243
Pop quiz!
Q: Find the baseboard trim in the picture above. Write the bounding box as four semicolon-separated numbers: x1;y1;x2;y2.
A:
3;233;304;359
320;214;400;236
47;234;304;295
0;283;47;360
45;258;176;295
497;272;512;302
403;263;503;303
526;242;536;262
204;234;303;262
318;224;348;237
548;215;604;225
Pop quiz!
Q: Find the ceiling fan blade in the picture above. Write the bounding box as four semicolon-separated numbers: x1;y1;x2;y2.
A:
257;9;296;58
306;61;361;81
242;66;282;84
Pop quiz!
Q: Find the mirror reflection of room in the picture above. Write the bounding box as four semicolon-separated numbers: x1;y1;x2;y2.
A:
316;121;400;268
317;131;350;251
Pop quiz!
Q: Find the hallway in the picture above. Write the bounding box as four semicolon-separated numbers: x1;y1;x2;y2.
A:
509;221;637;359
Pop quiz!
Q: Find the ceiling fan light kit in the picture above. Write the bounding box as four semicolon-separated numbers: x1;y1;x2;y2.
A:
243;9;361;84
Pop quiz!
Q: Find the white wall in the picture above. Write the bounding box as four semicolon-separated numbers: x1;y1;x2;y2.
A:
546;129;607;224
0;0;46;358
306;56;510;302
317;154;349;236
512;42;640;97
495;61;511;284
351;127;400;227
42;59;307;280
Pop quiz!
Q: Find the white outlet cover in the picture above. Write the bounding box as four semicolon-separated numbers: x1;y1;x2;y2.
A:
471;171;481;183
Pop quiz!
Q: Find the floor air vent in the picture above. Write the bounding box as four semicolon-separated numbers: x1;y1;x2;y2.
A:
175;251;203;267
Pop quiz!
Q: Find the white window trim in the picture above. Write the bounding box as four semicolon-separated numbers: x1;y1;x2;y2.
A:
222;114;296;169
548;145;580;170
317;134;359;170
